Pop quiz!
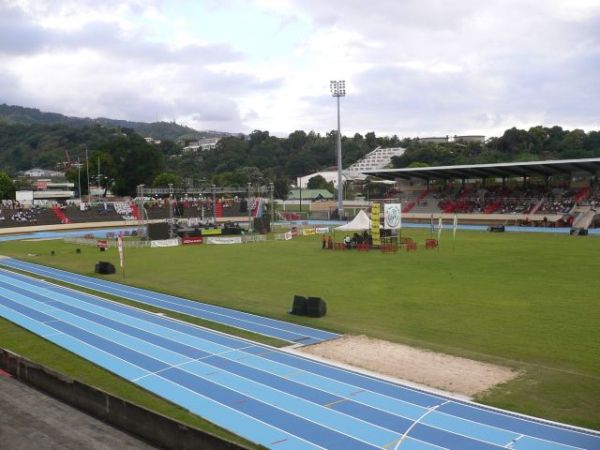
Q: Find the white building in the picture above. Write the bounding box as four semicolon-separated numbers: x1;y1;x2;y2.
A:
345;146;406;178
183;137;221;153
23;168;64;178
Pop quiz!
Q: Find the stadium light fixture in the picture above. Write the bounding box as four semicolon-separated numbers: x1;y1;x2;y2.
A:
330;80;346;218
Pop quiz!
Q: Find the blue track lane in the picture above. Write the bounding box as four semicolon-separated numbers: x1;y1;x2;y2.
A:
0;268;598;450
0;258;337;345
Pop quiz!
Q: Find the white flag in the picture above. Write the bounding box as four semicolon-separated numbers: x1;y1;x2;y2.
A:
117;235;124;269
453;214;458;240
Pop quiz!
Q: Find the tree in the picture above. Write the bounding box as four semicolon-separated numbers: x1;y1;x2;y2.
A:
89;151;118;197
273;176;289;200
153;172;183;187
365;131;378;150
0;171;15;199
307;175;334;193
94;134;165;196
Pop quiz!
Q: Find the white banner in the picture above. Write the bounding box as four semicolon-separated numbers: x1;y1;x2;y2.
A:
206;237;243;245
315;227;330;234
117;235;124;268
150;238;180;248
384;203;402;230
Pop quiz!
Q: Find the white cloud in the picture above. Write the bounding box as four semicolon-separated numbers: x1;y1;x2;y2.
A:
1;0;599;137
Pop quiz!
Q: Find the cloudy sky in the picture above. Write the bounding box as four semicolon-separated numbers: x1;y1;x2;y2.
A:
1;0;599;138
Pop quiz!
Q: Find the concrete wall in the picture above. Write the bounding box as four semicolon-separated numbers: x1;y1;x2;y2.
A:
0;348;256;450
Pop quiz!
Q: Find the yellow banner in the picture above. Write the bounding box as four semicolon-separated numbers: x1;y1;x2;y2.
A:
302;228;316;236
371;203;381;246
201;228;222;236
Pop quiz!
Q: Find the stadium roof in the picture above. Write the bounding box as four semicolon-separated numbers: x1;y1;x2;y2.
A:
363;157;600;180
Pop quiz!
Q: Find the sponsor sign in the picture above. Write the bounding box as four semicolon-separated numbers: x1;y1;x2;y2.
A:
200;228;222;236
384;203;402;230
371;203;381;246
182;236;203;245
315;227;330;234
150;238;180;248
206;237;243;245
302;228;316;236
96;239;108;249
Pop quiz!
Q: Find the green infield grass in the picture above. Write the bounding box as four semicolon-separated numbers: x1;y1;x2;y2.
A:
0;228;599;430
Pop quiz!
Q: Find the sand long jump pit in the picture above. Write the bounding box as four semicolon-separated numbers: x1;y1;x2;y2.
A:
297;334;520;397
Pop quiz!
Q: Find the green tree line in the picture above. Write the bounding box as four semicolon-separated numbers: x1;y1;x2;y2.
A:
1;119;599;199
392;126;600;168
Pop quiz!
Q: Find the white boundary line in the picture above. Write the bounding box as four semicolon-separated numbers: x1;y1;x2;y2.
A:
394;401;448;449
0;277;543;449
280;345;600;440
0;286;385;450
2;259;337;342
0;267;270;351
1;268;598;449
0;276;464;449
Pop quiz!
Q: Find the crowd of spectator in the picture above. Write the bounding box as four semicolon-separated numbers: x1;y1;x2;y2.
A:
0;200;41;224
429;184;584;215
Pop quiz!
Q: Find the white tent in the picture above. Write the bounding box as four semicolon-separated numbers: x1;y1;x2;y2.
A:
336;210;372;231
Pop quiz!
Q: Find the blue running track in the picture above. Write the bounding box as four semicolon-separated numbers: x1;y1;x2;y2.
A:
0;268;598;449
0;258;338;345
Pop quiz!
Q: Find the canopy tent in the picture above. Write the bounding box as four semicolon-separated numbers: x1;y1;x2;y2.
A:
336;210;372;231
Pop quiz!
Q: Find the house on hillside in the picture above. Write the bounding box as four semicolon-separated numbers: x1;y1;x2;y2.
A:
23;168;64;178
182;137;221;153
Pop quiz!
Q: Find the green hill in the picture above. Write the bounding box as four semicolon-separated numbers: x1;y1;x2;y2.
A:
0;104;225;142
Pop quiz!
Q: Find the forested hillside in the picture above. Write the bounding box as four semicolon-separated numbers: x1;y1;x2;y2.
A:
1;104;599;198
0;104;218;141
392;127;600;168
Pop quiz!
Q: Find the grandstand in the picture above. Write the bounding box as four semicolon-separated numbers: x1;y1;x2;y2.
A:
345;146;406;178
365;157;600;228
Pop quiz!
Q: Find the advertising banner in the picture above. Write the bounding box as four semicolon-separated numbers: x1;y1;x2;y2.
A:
206;237;242;245
384;203;402;230
302;228;316;236
371;203;381;246
315;227;330;234
182;236;203;245
200;228;222;236
150;238;180;248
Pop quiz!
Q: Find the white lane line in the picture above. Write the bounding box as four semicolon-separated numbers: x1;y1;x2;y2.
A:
2;293;386;449
0;269;262;355
3;267;597;449
0;276;530;449
2;261;328;341
1;296;326;450
131;345;257;382
505;434;524;448
0;280;499;450
393;401;448;450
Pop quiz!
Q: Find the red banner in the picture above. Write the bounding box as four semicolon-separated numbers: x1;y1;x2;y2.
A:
182;236;203;245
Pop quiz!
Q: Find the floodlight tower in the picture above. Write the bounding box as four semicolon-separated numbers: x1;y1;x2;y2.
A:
330;80;346;218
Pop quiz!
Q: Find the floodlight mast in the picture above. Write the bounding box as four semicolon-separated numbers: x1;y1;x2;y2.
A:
330;80;345;219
